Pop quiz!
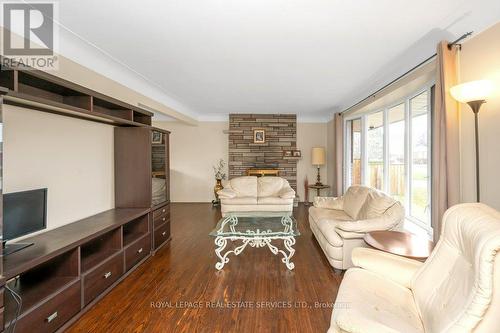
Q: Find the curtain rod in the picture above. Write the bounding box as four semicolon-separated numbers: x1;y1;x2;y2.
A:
339;31;473;115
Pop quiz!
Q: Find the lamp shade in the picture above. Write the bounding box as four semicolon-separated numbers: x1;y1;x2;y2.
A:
311;147;325;166
450;80;494;103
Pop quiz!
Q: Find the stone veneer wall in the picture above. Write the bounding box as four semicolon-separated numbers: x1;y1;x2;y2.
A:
228;114;297;190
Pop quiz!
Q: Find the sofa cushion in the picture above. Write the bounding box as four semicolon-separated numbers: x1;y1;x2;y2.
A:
331;268;423;333
229;176;258;197
343;186;370;219
309;207;352;247
257;196;294;205
309;206;352;224
257;177;286;197
357;190;397;220
221;196;258;205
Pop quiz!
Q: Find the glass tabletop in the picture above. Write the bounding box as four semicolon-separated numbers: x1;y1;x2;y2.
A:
210;212;300;238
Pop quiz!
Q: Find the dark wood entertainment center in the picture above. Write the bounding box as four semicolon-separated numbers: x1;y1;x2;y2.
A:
0;61;171;332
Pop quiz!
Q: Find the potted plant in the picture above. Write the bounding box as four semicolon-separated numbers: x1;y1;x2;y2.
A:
212;159;226;206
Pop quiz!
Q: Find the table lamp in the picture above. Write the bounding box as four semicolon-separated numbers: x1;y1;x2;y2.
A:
450;79;494;202
311;147;326;186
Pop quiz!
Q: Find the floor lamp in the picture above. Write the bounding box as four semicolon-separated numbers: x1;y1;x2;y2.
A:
450;80;494;202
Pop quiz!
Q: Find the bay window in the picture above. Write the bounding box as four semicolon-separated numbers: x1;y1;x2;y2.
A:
344;85;432;229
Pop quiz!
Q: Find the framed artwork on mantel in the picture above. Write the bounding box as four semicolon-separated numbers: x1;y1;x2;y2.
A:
253;129;266;143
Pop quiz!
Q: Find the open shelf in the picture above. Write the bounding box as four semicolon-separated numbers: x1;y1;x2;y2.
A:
123;215;149;247
5;248;79;316
81;228;122;273
93;97;133;121
17;71;92;110
0;65;16;90
134;111;152;125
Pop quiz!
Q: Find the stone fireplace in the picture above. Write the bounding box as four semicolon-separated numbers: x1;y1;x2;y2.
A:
228;114;297;190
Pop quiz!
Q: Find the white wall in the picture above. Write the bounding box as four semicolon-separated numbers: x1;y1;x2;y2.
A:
153;121;228;202
459;22;500;210
154;120;327;202
3;105;115;237
296;122;328;201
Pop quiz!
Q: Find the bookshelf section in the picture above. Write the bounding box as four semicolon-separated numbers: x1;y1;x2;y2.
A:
0;61;153;127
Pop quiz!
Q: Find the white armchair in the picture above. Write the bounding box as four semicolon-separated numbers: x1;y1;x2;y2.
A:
329;203;500;333
218;176;295;216
308;186;404;270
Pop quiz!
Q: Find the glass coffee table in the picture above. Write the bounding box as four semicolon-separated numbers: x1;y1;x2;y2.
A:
209;212;300;270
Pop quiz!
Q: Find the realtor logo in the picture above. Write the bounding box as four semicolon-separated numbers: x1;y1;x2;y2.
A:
1;1;59;69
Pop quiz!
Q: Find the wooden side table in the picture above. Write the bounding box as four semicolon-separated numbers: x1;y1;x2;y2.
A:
305;184;330;206
308;184;330;196
364;230;434;260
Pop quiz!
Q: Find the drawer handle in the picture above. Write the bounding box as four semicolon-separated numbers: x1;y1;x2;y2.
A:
46;311;58;323
162;209;166;213
162;217;166;222
104;271;112;279
162;231;167;236
137;248;143;254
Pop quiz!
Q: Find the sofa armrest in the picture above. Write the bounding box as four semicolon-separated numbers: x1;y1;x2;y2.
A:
335;203;404;233
217;188;237;199
334;228;366;240
352;247;423;289
313;196;344;210
279;185;296;199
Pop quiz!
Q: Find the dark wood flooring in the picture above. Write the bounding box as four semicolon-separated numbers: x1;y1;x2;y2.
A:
67;203;342;333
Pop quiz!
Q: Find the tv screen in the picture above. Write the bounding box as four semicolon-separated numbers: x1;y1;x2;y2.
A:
3;188;47;241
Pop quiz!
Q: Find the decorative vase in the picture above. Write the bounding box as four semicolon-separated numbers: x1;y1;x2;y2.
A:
214;179;224;202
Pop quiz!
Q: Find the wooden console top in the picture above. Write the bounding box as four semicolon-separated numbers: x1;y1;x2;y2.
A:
3;207;150;279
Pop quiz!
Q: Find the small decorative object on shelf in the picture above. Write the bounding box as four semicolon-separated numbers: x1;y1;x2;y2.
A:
283;150;293;157
292;150;301;157
152;131;163;144
212;159;226;206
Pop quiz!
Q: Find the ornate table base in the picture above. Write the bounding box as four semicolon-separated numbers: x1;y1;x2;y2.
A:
214;235;296;270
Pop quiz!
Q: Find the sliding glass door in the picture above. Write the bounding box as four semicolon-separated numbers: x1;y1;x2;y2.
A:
344;85;432;229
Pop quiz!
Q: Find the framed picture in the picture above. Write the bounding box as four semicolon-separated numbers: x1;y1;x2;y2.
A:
283;150;293;157
253;129;266;144
292;150;301;157
152;131;163;144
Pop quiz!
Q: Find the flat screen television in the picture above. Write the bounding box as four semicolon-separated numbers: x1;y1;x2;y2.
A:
3;188;47;255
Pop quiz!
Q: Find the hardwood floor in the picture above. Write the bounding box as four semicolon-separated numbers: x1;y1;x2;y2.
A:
67;203;342;332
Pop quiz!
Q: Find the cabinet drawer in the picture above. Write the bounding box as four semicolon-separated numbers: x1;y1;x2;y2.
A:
83;253;123;306
154;222;171;250
153;211;170;228
14;281;81;333
153;204;169;220
125;234;150;271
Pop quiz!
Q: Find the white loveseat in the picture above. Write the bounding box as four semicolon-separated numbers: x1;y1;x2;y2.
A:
309;186;404;270
217;176;295;216
329;203;500;333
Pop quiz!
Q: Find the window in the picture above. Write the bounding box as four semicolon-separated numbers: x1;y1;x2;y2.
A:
345;118;362;186
367;111;384;190
344;86;432;228
388;104;405;202
409;91;430;223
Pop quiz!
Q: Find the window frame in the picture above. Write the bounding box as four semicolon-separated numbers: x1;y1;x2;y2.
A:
343;82;434;233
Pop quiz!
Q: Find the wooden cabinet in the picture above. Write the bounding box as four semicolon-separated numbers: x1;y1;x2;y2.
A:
13;281;81;333
83;253;123;306
2;209;151;332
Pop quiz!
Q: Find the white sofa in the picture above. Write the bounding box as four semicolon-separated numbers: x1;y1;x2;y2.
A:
329;203;500;333
309;186;404;270
217;176;295;216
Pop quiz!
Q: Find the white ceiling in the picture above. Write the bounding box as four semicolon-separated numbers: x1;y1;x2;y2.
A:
50;1;500;121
